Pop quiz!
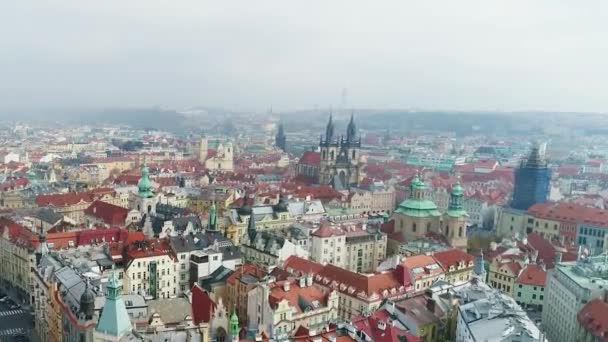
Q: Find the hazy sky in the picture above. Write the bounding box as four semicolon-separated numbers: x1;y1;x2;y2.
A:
1;1;606;112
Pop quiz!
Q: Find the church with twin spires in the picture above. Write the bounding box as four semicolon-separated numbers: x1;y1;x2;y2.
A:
318;113;364;190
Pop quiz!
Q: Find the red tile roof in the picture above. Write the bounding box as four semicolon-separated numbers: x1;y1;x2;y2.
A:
528;202;608;227
284;256;411;300
525;233;577;269
556;164;581;176
85;201;130;226
311;224;345;238
0;218;36;249
578;298;608;341
299;151;321;166
516;264;547;287
191;284;217;324
119;238;176;264
268;280;328;313
432;249;475;272
226;264;266;286
502;262;522;275
403;255;438;269
352;310;422;342
284;256;324;276
36;188;116;207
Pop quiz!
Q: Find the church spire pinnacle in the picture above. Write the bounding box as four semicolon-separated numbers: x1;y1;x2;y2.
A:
325;112;335;144
346;111;357;143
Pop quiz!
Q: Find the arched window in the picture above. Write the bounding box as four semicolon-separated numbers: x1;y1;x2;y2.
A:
352;150;356;159
459;226;463;237
445;224;449;236
147;205;152;213
322;150;326;160
427;222;431;232
413;223;417;232
330;150;334;160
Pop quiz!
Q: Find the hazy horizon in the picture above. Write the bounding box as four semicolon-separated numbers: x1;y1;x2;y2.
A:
1;1;606;113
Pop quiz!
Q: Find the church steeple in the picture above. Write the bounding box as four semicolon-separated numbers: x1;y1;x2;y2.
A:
325;113;335;144
208;201;217;231
474;250;487;281
247;210;257;242
447;181;466;217
230;307;240;341
137;162;154;198
346;112;357;143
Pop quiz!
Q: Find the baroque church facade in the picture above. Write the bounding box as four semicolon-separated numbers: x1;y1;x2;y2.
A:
318;114;363;189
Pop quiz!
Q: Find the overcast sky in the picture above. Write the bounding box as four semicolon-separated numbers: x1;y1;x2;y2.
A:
1;1;606;112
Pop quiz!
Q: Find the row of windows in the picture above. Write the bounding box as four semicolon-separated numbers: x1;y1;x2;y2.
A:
516;291;544;301
580;226;606;238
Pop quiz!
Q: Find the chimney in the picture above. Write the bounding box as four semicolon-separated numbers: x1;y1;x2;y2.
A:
531;250;539;263
426;298;436;313
555;252;562;264
377;320;386;331
283;281;290;292
306;273;313;287
299;277;306;288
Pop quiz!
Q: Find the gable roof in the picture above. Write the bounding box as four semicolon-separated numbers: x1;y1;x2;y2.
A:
352;310;422;342
516;264;547;287
85;200;130;226
191;284;217;324
578;298;608;340
432;249;475;271
299;151;321;166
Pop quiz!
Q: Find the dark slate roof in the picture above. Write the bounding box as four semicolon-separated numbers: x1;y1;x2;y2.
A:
141;214;203;235
172;216;203;232
221;246;241;260
247;231;286;255
169;232;233;253
34;207;63;225
199;266;234;291
155;203;187;220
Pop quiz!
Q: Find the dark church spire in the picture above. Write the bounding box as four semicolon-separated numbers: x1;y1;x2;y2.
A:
325;112;335;144
346;112;357;143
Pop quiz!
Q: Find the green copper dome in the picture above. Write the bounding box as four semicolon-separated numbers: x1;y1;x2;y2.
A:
447;181;467;217
410;174;426;190
395;174;441;217
451;182;464;196
138;163;154;198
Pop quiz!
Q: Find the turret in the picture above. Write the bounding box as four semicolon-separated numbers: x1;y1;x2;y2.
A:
447;182;465;214
409;173;427;201
137;162;154;198
474;250;487;282
208;201;217;231
35;231;49;266
96;268;132;338
247;211;257;242
445;181;468;249
80;280;95;320
230;308;240;341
